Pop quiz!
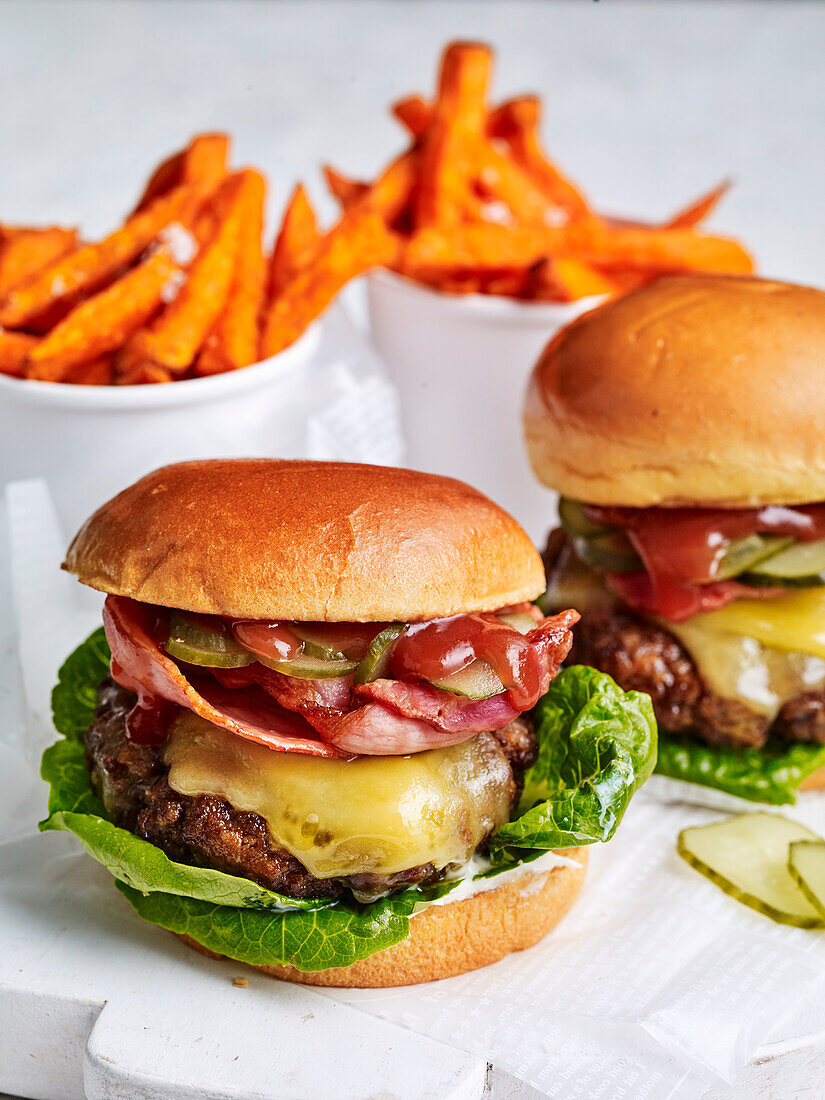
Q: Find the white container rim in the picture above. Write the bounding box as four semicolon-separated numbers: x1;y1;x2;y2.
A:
0;323;321;411
367;268;607;327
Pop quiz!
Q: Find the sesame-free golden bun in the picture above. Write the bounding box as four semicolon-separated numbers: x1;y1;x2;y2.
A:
64;459;545;621
524;275;825;508
177;851;586;987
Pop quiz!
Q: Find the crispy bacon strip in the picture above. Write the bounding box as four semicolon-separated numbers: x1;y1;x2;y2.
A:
103;596;341;757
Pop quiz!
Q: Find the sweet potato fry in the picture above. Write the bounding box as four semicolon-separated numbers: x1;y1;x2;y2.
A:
666;180;731;230
121;173;248;375
570;221;755;275
524;258;616;302
65;356;114;385
133;133;230;213
268;184;321;301
262;209;399;357
400;223;566;274
0;185;193;329
415;42;493;228
472;139;555;224
392;95;431;140
402;219;754;280
196;169;267;374
0;330;37;377
133;151;185;214
0;227;78;300
323;167;370;210
24;248;182;381
489;96;592;220
115;360;173;385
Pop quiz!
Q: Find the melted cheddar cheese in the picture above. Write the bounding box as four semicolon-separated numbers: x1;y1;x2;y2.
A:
164;713;512;879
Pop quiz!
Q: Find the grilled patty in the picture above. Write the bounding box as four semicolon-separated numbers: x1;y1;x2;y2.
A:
545;531;825;749
85;680;537;902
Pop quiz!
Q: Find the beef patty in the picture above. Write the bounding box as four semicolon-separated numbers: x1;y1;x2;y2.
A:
546;531;825;749
85;680;537;902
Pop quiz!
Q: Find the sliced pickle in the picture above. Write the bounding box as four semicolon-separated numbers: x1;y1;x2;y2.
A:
256;652;358;679
789;840;825;920
573;532;641;574
165;614;254;668
739;537;825;589
714;534;793;580
558;498;612;539
289;624;347;660
353;624;405;684
678;812;825;928
429;658;505;699
541;540;615;616
497;611;536;634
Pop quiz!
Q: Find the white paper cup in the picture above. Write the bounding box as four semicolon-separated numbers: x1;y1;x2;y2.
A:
0;325;322;535
366;270;605;544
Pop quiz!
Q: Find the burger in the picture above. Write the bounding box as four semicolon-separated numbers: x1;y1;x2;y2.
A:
525;274;825;804
40;459;654;986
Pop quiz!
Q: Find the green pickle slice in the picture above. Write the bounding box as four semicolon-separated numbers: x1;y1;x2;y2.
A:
353;624;406;684
256;652;358;679
739;536;825;589
714;534;792;580
497;611;536;634
573;532;641;574
428;658;504;700
678;812;825;928
789;840;825;919
558;498;613;539
165;614;254;669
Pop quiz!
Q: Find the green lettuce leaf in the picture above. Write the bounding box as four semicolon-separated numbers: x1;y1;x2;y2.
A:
489;665;657;856
655;734;825;805
116;881;418;971
41;631;330;912
41;632;656;970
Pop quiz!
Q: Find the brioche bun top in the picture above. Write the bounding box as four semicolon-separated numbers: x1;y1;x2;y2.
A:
524;275;825;507
65;459;544;620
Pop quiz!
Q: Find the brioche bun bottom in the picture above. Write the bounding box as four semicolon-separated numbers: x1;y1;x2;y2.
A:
177;850;587;988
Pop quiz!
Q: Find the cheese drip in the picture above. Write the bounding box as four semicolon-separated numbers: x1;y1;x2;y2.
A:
164;713;512;879
667;619;825;717
547;551;825;718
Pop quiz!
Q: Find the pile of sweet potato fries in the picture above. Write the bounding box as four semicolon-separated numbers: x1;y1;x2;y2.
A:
0;133;388;384
324;40;754;300
0;40;754;386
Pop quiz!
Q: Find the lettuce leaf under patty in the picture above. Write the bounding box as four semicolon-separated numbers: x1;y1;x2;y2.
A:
40;631;656;971
655;733;825;805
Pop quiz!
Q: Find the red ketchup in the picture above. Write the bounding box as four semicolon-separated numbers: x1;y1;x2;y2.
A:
389;614;541;709
111;656;177;745
587;503;825;621
232;621;303;662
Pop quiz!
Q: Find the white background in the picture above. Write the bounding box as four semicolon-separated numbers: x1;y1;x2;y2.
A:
2;2;825;1097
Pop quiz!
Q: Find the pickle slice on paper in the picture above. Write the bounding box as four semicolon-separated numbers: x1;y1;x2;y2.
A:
678;812;825;928
789;840;825;920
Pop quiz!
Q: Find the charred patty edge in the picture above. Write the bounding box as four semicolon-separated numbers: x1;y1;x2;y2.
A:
84;679;537;902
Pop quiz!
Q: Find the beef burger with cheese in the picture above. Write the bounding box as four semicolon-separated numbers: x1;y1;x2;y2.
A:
526;274;825;804
41;459;654;986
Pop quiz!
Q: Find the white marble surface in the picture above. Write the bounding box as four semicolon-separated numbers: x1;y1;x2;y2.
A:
2;2;825;1097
